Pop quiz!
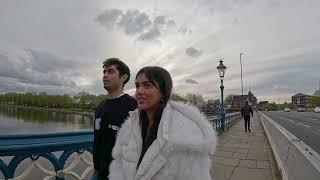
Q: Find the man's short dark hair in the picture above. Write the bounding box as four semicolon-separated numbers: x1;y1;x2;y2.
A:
103;58;130;85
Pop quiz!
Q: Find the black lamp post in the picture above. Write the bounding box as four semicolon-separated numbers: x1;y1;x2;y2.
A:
217;59;227;132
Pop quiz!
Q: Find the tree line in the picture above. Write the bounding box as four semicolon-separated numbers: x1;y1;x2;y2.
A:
261;90;320;111
0;92;107;111
0;92;226;111
311;90;320;107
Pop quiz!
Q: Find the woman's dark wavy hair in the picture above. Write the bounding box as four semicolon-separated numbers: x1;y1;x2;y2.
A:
136;66;173;102
136;66;172;167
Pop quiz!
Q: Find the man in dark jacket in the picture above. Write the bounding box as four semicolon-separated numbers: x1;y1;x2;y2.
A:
240;101;253;132
92;58;137;179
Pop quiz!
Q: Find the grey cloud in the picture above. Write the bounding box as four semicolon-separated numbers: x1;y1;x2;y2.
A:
251;74;315;100
179;28;192;35
118;10;152;35
138;16;176;41
154;16;166;25
0;49;82;94
95;9;177;41
186;79;199;84
95;9;122;29
0;76;78;95
138;28;161;41
26;49;75;74
154;16;176;28
0;54;15;78
78;74;137;96
168;19;176;27
230;52;320;98
268;0;282;8
185;47;203;57
0;77;25;93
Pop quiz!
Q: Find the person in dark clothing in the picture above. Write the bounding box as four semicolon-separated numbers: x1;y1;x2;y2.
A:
240;101;253;132
92;58;137;180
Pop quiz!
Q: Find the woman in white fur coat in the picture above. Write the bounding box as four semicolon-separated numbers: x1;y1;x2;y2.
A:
109;66;217;180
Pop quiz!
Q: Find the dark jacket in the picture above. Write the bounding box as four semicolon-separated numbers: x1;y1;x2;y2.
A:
93;94;137;179
241;104;253;118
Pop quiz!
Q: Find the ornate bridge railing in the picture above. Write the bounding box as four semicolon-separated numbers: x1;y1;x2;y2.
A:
206;112;242;133
0;112;241;179
0;131;93;180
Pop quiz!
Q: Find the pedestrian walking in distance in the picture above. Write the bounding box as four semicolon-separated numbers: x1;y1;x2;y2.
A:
241;101;253;132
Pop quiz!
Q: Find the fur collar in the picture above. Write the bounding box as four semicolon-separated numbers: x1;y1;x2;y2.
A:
125;101;217;155
164;101;217;155
112;101;217;180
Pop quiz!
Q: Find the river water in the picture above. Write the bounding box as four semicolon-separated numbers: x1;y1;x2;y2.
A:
0;105;95;179
0;105;93;135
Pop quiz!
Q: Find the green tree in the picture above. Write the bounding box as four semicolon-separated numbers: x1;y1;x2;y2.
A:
224;95;233;105
74;91;96;110
262;102;278;111
94;94;108;108
310;96;320;107
184;93;205;107
277;102;293;110
205;99;220;108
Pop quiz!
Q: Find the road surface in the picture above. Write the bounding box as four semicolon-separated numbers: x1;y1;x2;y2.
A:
263;111;320;154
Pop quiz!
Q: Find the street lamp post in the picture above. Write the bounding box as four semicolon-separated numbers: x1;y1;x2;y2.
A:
240;52;243;95
217;59;227;132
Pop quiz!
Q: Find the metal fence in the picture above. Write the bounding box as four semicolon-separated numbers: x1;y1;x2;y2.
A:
0;131;93;179
206;112;242;133
0;112;242;179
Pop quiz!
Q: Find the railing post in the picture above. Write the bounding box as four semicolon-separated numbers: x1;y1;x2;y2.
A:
219;108;225;132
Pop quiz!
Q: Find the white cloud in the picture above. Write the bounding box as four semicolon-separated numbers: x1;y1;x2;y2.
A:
95;9;177;41
0;0;320;102
0;49;93;94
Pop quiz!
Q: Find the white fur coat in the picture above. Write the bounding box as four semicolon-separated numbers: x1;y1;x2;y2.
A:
109;101;217;180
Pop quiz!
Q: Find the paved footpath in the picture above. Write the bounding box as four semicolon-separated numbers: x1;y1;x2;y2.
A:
210;112;282;180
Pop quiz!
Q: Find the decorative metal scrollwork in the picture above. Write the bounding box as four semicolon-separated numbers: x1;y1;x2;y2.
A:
31;154;39;160
0;131;94;179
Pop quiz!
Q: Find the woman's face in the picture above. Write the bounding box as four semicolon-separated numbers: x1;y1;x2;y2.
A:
135;73;162;112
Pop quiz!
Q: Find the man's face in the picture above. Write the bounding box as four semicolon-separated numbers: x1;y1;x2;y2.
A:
102;65;123;92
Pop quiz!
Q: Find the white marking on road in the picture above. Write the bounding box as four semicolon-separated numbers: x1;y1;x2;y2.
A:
297;123;310;128
287;119;295;123
308;118;318;121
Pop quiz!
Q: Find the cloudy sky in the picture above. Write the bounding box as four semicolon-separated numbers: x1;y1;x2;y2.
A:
1;0;320;102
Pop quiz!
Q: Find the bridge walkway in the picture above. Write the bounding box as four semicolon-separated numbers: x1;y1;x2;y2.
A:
210;112;282;180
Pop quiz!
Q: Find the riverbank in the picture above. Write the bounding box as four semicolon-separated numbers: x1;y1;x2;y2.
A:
0;104;95;118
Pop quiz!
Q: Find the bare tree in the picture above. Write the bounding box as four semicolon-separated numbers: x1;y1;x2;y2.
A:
185;93;205;107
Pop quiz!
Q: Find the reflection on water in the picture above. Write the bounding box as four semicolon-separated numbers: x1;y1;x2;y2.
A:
0;106;93;134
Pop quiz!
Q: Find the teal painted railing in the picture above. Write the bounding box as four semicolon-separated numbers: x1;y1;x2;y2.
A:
206;112;242;133
0;112;241;179
0;131;93;179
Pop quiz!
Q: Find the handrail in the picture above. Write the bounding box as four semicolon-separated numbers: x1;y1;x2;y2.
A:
0;131;93;156
206;112;242;133
0;131;93;179
0;112;241;179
